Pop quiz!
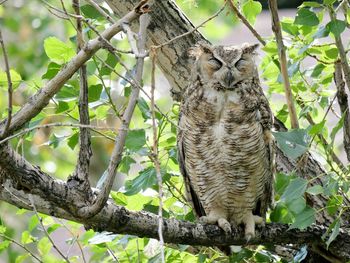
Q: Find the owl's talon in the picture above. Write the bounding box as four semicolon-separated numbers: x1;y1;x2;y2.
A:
218;218;231;233
245;232;254;243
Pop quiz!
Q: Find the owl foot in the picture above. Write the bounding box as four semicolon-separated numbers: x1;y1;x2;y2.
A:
199;216;232;233
243;214;264;242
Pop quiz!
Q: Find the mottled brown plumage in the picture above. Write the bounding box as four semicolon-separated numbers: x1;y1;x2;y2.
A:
177;42;274;240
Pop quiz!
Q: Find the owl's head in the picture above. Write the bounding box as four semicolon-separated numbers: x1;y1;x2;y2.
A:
189;42;259;90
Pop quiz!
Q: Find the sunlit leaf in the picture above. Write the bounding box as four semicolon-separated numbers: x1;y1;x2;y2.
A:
0;69;22;89
88;84;103;102
242;0;262;25
44;36;75;64
327;195;343;215
124;167;157;196
42;62;61;79
306;185;324;195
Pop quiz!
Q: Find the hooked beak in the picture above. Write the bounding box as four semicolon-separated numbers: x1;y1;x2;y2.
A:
224;71;235;88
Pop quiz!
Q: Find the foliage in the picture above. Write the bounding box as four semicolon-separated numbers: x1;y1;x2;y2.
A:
0;0;349;262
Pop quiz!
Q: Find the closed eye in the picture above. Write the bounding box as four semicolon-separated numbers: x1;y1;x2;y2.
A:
208;57;222;69
234;58;245;70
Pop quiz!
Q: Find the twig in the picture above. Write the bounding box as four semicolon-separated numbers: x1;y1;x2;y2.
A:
122;23;140;56
152;3;226;50
29;195;71;262
71;0;93;188
150;51;165;263
334;61;350;162
78;11;151;218
0;0;9;5
268;0;299;129
328;7;350;92
0;123;115;145
227;0;266;46
0;29;13;137
85;0;116;23
0;1;148;136
0;234;42;262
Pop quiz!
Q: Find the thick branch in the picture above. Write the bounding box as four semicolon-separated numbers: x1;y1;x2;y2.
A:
0;175;348;262
268;0;299;129
334;61;350;162
0;1;148;137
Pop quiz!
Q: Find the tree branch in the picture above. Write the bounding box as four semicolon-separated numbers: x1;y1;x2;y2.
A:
334;61;350;162
77;10;151;218
0;0;149;137
0;28;13;138
268;0;299;129
0;175;349;261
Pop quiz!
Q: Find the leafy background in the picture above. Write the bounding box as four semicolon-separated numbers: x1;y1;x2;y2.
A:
0;0;349;262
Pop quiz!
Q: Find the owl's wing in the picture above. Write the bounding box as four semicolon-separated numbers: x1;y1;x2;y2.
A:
177;119;206;218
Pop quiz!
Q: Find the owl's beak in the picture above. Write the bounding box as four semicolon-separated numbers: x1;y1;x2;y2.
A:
224;71;235;88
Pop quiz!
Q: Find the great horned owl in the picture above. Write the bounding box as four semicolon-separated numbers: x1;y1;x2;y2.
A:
177;42;274;240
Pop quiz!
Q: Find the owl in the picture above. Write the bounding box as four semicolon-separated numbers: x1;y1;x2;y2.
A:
177;42;274;240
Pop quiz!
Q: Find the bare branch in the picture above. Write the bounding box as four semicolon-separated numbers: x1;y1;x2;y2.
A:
71;0;93;192
227;0;266;46
0;0;149;137
0;122;115;145
0;29;13;137
334;61;350;162
328;7;350;92
268;0;299;129
150;51;165;262
78;11;151;218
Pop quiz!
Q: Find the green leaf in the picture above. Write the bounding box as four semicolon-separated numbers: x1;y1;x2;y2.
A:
0;240;10;252
242;0;262;25
44;36;75;64
0;226;6;234
309;119;326;136
81;5;105;19
88;231;117;244
55;84;79;101
100;53;118;76
270;202;293;224
326;20;347;37
111;192;128;206
301;2;323;7
38;237;52;256
294;8;319;27
42;62;61;79
325;219;340;248
347;9;350;24
55;101;70;114
21;231;36;244
313;25;330;39
88;84;103;102
124;167;157;196
125;129;146;152
281;177;308;202
28;215;39;232
0;69;22;89
67;132;79;150
306;185;324;195
286;197;306;214
311;63;326;77
137;97;151;120
119;156;136;174
327;195;343;215
143;204;170;218
325;47;338;59
47;223;61;234
323;0;337;5
290;206;315;229
15;254;30;263
273;129;309;159
275;172;293;197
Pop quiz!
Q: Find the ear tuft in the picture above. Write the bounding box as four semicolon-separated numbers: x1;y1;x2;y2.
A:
188;41;212;59
242;43;259;54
